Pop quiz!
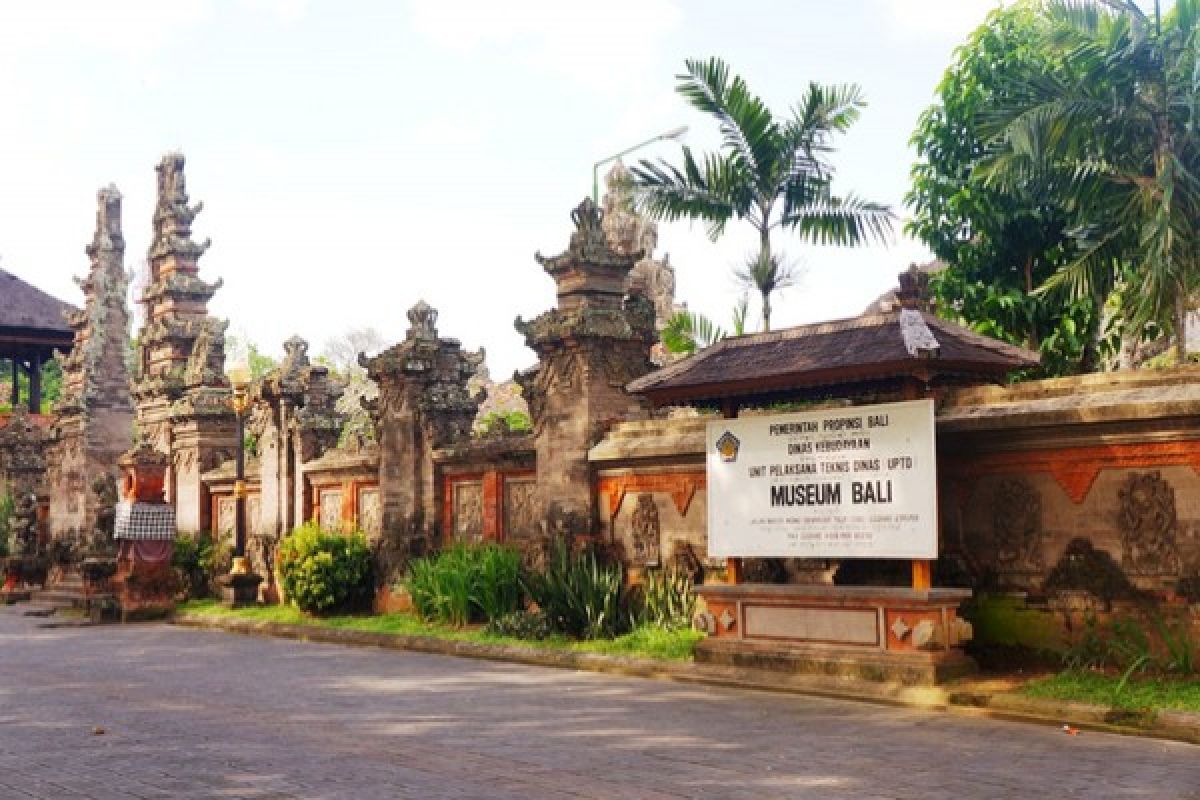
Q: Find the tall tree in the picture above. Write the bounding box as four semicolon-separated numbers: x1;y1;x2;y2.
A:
977;0;1200;362
632;57;893;331
907;2;1103;375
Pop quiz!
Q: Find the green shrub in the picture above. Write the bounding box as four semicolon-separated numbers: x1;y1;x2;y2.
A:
172;533;217;599
277;523;373;614
633;568;696;630
485;609;555;640
406;542;523;627
523;540;627;640
0;493;12;558
1063;612;1196;677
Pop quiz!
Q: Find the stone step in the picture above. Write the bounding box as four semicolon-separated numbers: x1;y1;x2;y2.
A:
29;590;86;609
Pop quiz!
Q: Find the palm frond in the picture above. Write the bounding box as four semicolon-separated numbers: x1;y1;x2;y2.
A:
678;57;782;187
780;193;895;246
661;310;725;354
630;148;754;240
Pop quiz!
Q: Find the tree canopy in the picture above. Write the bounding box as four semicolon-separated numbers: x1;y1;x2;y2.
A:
909;0;1200;373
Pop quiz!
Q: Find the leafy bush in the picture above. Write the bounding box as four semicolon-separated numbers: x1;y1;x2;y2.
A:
1063;612;1196;678
485;610;555;640
406;542;522;627
172;533;218;599
0;492;12;557
633;568;696;630
277;523;373;614
475;410;533;436
523;540;628;640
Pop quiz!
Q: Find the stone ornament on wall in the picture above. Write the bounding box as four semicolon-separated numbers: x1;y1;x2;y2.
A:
1117;470;1182;576
630;493;662;566
453;482;484;543
991;477;1044;573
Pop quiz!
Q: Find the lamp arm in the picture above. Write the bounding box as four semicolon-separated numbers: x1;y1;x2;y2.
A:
592;131;680;203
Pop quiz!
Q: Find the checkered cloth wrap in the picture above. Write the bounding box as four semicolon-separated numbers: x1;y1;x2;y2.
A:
114;501;176;540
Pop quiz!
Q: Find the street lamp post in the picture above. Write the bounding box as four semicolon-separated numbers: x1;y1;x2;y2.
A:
592;125;689;204
218;361;261;607
228;365;250;575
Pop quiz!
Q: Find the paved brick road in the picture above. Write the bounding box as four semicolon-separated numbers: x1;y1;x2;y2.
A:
0;608;1197;799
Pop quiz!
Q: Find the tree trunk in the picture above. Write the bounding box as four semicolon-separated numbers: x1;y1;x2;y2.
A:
1175;287;1188;364
1023;253;1039;351
1080;280;1107;373
759;226;772;332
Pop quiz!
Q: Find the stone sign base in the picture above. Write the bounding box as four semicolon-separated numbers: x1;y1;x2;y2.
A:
693;584;975;686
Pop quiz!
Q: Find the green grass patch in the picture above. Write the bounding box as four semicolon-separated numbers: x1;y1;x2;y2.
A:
1022;670;1200;712
176;599;701;661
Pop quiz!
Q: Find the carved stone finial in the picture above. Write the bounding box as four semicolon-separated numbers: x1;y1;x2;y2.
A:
149;151;209;261
283;335;309;364
87;185;124;258
896;263;930;311
407;300;438;340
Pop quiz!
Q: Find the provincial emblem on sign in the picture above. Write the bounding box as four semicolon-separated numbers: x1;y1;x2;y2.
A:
715;431;740;463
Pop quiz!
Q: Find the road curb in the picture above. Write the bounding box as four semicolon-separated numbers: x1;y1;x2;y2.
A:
172;613;1200;747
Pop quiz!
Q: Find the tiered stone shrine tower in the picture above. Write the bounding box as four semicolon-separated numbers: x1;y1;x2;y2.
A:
363;301;482;578
46;186;135;538
132;153;235;534
516;198;656;538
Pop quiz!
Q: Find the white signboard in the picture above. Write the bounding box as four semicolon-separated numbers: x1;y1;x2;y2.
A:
707;399;937;559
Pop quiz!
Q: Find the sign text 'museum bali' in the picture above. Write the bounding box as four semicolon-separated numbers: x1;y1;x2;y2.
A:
707;399;937;559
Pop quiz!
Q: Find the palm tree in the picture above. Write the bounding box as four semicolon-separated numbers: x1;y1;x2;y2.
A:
977;0;1200;361
630;57;894;331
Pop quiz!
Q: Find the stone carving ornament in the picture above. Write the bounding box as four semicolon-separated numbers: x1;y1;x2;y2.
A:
991;477;1044;573
630;493;661;566
1117;471;1182;576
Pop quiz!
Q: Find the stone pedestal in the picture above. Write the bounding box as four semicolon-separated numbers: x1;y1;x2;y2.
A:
694;584;976;685
218;572;264;608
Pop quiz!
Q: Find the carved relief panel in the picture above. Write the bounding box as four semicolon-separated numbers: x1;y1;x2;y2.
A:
630;493;661;566
319;489;343;532
1118;471;1182;576
216;496;236;544
503;477;537;542
453;481;484;543
247;495;262;538
357;487;382;536
991;477;1044;574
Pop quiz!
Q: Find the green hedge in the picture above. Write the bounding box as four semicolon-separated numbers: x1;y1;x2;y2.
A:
277;523;373;614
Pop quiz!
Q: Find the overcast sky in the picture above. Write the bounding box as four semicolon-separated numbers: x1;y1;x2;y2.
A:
0;0;1009;378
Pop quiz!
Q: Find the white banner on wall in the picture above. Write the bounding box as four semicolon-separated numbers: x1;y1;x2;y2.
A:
706;399;938;559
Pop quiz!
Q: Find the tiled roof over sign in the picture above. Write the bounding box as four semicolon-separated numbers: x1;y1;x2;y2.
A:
627;308;1039;406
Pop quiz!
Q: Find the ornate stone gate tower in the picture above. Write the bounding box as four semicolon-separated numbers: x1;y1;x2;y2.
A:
132;152;235;534
46;186;135;538
516;198;656;538
363;301;482;578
